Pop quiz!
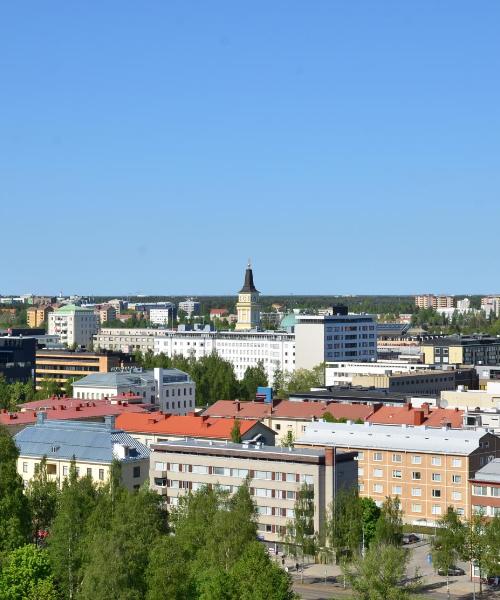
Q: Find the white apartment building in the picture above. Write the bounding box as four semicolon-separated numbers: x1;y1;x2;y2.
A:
295;313;377;369
178;298;201;318
154;330;296;384
72;367;195;414
149;307;176;326
481;297;500;318
48;304;98;347
325;360;433;387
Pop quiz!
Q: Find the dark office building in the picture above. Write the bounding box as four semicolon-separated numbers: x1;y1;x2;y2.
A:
0;336;36;383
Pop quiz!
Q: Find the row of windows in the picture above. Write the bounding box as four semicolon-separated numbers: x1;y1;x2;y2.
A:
363;468;462;483
155;462;314;484
472;485;500;497
366;452;462;467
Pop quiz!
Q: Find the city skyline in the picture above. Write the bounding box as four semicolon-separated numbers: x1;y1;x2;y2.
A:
2;2;499;294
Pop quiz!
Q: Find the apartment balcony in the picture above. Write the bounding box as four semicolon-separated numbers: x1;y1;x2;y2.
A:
155;486;168;496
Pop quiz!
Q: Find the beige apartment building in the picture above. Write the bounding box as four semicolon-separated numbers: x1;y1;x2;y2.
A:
415;295;454;309
95;328;163;354
297;421;500;525
440;381;500;411
27;305;52;328
350;370;457;395
150;439;357;545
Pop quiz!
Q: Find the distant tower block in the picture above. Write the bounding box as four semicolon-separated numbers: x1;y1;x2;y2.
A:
235;261;260;331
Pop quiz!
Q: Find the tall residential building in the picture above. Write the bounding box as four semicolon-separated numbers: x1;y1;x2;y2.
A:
48;304;98;347
178;298;201;318
95;304;117;325
415;295;454;309
294;308;377;369
149;439;357;545
235;262;260;331
27;305;52;328
149;304;176;326
481;296;500;318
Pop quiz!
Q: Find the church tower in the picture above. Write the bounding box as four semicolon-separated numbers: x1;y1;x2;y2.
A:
235;261;260;330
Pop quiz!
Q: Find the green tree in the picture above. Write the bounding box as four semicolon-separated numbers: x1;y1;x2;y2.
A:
146;537;194;600
459;511;490;595
373;496;403;546
431;508;463;600
230;541;295;600
0;425;31;555
64;377;78;398
26;456;59;537
239;361;268;400
343;542;414;600
230;419;242;443
284;483;317;578
280;430;295;448
360;497;381;548
35;378;61;400
0;544;58;600
47;462;98;599
326;488;363;564
78;487;167;600
286;364;324;395
484;514;500;578
272;366;288;398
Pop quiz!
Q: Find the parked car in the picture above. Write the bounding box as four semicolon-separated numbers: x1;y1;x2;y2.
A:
402;534;420;544
438;566;465;576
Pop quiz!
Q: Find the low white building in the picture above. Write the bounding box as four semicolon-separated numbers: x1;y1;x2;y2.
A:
325;360;434;387
48;304;98;348
154;330;296;384
178;298;201;318
149;305;176;326
72;367;195;414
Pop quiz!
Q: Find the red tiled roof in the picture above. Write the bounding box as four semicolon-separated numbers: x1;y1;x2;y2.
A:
210;308;228;315
115;412;261;439
0;399;151;427
204;400;464;429
204;399;372;422
367;403;463;428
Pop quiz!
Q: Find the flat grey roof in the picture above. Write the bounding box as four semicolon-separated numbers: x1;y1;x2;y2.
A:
297;421;489;455
73;371;155;388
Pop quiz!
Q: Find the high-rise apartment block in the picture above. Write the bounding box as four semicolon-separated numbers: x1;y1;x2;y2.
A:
415;295;454;310
27;305;52;328
48;304;98;347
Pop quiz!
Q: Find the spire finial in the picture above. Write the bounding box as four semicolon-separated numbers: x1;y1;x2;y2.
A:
247;258;252;269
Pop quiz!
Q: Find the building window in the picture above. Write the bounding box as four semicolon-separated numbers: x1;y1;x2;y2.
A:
452;458;462;467
432;505;442;516
87;468;92;478
432;489;442;498
411;504;422;513
357;452;364;460
392;470;402;479
473;485;487;496
392;454;402;463
411;487;422;497
411;455;422;464
373;469;383;478
22;462;28;473
452;475;462;484
432;473;442;482
63;466;68;476
431;456;442;466
373;452;382;462
99;469;105;481
373;483;383;493
392;485;402;495
452;491;462;501
412;472;421;480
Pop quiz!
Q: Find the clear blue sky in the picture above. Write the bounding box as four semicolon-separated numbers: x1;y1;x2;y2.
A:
1;2;499;296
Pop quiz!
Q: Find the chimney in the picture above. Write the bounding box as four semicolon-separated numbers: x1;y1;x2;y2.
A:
422;402;430;416
413;410;425;426
104;415;116;430
37;412;47;425
234;401;240;412
372;402;382;413
406;402;412;411
201;415;209;422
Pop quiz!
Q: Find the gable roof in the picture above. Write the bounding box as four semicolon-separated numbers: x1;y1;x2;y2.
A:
14;419;150;463
115;412;267;440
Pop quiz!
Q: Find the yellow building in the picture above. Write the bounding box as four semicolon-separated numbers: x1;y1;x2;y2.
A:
235;262;260;330
27;306;52;328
